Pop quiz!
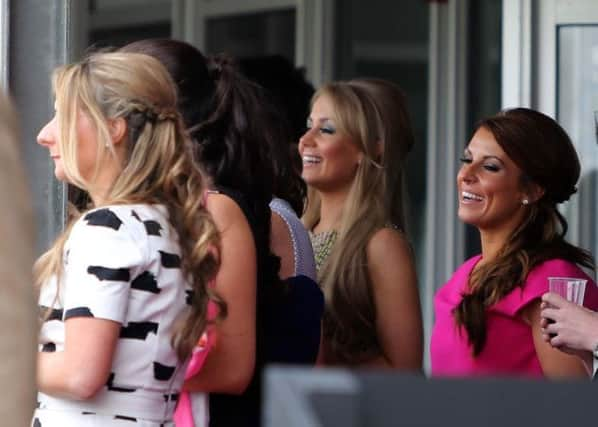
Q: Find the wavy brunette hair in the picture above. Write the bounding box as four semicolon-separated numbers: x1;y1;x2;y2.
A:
453;108;594;356
120;39;291;370
34;52;223;360
303;78;415;364
238;54;313;214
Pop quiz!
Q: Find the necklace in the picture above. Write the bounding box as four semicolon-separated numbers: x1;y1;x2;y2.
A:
309;229;338;273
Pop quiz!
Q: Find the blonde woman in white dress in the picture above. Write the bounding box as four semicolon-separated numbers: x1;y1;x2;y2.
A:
33;51;223;426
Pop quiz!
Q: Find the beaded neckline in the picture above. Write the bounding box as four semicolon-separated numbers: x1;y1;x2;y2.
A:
309;229;338;275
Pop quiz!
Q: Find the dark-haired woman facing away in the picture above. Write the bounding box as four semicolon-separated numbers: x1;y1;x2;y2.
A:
237;54;317;282
121;39;322;427
431;108;598;378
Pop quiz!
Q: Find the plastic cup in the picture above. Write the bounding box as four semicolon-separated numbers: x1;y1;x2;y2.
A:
548;277;587;305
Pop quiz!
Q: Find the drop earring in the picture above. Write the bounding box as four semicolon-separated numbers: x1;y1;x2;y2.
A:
522;199;529;206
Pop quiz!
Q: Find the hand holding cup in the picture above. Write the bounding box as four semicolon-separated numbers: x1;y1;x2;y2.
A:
540;278;598;355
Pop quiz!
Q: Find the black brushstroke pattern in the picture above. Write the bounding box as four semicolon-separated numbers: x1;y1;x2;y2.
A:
88;266;130;282
163;393;179;402
153;362;176;381
64;307;94;320
185;290;193;305
106;373;136;393
120;321;158;340
33;418;41;427
39;306;63;321
41;342;56;352
143;220;162;236
131;271;161;294
114;415;137;422
159;251;181;268
131;210;142;222
84;209;122;230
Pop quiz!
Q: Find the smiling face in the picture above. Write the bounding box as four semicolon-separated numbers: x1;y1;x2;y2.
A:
298;94;363;194
457;127;530;235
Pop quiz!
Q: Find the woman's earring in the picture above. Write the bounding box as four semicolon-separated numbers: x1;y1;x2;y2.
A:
522;198;529;206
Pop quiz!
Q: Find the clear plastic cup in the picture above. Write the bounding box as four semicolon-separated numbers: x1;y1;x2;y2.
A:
548;277;587;305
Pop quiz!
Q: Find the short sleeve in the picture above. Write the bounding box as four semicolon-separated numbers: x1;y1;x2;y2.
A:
491;259;591;316
62;208;145;324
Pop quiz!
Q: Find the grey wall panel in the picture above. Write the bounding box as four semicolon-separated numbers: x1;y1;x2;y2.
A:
9;0;71;252
264;367;597;427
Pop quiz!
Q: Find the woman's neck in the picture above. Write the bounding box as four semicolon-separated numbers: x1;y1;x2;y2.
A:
477;208;527;264
86;154;124;207
314;190;349;233
479;228;511;264
87;171;120;207
88;189;108;207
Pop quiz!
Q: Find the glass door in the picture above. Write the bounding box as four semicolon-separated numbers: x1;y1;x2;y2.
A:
177;0;334;87
535;0;598;262
502;0;598;266
557;24;598;257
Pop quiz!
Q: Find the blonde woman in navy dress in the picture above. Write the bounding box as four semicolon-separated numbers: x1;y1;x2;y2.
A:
33;51;222;426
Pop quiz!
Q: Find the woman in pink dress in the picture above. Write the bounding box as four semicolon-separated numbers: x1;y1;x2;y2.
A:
430;108;598;378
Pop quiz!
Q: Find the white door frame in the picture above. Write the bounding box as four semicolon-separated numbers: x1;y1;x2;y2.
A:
0;0;9;89
537;0;598;117
502;0;598;253
501;0;533;108
502;0;598;112
423;0;469;371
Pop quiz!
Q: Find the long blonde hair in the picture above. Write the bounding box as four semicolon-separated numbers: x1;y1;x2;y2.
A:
34;52;223;360
303;78;415;364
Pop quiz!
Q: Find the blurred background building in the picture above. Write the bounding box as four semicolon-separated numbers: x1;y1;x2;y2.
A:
1;0;597;374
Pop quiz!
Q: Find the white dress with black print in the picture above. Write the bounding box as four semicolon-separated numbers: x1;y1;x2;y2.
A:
34;204;192;427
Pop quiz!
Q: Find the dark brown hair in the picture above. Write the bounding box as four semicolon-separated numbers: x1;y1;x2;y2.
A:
120;39;291;369
239;55;313;214
454;108;594;355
